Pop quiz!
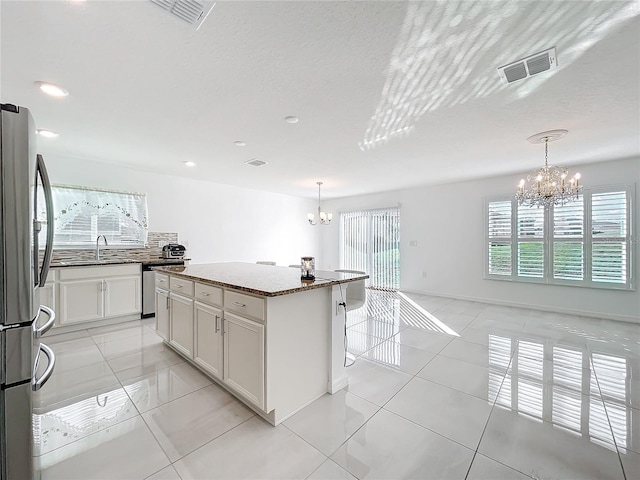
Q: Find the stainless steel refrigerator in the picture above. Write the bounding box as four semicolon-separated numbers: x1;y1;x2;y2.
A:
1;104;56;480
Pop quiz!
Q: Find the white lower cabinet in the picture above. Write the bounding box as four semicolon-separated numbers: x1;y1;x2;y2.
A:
56;264;141;326
39;270;56;316
104;276;141;317
169;292;194;359
157;278;267;412
194;301;223;380
155;288;170;341
59;279;104;325
223;311;265;410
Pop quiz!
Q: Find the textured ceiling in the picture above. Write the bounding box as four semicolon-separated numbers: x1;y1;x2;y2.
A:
1;1;638;199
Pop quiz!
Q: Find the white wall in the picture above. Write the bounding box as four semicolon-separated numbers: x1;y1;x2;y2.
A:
45;155;320;266
320;157;640;323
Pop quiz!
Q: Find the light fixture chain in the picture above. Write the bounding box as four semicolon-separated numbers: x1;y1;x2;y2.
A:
545;139;549;167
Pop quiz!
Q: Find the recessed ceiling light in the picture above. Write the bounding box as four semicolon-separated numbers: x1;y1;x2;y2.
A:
284;116;299;124
234;141;246;147
184;161;196;167
36;129;59;138
34;81;69;97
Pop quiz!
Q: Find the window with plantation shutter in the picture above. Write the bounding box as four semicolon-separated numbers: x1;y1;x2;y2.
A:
591;191;627;284
37;185;148;248
553;200;584;281
486;185;632;289
488;201;512;275
517;205;544;278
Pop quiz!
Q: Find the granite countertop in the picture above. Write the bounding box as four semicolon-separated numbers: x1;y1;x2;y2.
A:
153;262;369;297
50;257;190;268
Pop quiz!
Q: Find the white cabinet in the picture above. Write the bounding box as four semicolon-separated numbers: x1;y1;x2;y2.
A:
155;288;170;341
194;301;223;380
105;275;141;317
39;269;56;315
169;292;194;359
59;279;104;324
223;311;265;410
57;264;141;326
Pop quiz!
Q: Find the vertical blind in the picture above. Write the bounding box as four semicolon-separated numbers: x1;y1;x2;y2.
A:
340;207;400;290
38;184;148;247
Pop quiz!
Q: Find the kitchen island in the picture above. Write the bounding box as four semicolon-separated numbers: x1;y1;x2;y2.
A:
152;262;368;425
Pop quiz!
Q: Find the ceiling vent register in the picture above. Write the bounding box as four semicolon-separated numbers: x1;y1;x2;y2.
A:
498;47;557;84
150;0;215;30
245;159;267;167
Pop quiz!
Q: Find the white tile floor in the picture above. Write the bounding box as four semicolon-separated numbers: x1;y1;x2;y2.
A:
34;291;639;479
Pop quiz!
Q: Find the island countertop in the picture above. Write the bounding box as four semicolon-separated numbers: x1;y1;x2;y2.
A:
152;262;368;297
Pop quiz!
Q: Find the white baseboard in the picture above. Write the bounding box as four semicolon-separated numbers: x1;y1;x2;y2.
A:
328;374;349;394
401;289;640;324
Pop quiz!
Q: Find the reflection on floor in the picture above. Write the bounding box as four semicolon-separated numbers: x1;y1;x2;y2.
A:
35;291;639;479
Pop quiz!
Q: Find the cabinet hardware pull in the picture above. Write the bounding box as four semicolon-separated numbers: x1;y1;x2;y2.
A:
166;296;170;309
232;301;246;307
175;284;183;288
215;315;220;333
201;292;210;296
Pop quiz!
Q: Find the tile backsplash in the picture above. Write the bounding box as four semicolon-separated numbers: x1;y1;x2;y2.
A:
48;232;179;262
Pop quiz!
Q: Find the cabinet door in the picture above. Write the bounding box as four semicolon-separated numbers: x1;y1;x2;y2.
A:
194;301;223;379
170;293;194;359
223;312;264;410
104;275;141;318
39;283;56;314
59;280;104;325
155;288;170;341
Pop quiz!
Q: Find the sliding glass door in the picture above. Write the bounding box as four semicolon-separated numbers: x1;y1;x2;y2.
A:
340;207;400;290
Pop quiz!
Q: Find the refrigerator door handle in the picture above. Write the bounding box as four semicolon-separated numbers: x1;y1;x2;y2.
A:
37;154;54;287
32;343;55;391
33;305;56;338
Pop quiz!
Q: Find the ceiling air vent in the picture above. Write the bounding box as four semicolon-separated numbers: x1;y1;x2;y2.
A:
150;0;216;30
245;158;268;167
498;47;557;84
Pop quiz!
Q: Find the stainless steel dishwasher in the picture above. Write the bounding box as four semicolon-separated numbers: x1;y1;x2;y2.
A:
142;260;184;318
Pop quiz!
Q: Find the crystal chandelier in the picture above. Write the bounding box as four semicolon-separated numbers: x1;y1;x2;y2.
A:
308;181;332;225
515;129;582;209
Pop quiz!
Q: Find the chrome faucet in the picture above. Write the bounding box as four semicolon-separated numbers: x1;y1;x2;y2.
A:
95;235;108;261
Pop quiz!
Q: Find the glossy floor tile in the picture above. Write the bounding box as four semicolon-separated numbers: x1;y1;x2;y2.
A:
466;453;532;479
284;390;379;456
478;404;625;479
331;409;475;479
345;358;412;406
306;459;357;480
417;354;499;400
386;377;494;449
36;291;638;480
36;416;170;480
142;384;254;462
120;361;213;413
358;339;437;375
174;417;325;479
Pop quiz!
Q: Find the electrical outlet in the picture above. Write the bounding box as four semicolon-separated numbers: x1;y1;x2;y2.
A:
422;271;427;278
410;240;418;247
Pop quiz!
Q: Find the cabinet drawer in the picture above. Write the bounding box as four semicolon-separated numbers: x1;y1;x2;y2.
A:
224;290;265;322
156;273;169;288
170;276;194;296
195;282;223;307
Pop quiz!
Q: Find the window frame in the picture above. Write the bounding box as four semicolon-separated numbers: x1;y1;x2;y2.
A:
485;184;634;291
38;184;149;249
